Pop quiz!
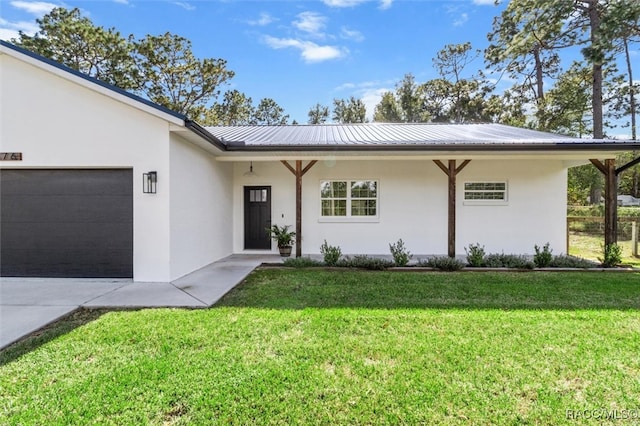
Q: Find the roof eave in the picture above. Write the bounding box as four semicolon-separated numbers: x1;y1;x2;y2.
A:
184;120;227;151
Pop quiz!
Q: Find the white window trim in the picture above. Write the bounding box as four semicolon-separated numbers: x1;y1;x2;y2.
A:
319;179;380;222
463;180;508;206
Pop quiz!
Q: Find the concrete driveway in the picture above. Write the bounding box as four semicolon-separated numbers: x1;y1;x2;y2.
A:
0;255;278;350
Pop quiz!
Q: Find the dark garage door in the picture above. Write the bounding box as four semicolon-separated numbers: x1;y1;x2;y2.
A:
1;169;133;278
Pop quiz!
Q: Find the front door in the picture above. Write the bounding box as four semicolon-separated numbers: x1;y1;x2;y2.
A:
244;186;271;249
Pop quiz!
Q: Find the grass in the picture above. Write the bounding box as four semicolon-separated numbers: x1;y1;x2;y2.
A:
569;232;640;267
2;270;640;424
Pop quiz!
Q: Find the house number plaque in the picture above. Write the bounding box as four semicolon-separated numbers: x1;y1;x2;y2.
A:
0;153;22;161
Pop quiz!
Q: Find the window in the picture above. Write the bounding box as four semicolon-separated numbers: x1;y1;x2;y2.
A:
249;189;268;202
321;180;378;218
464;182;507;202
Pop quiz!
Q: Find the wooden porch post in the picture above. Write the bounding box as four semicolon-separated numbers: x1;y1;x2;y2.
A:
281;160;317;257
590;159;618;247
433;159;471;257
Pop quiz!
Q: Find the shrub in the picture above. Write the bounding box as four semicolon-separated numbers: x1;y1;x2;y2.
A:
549;255;598;269
420;256;465;271
533;243;553;268
282;257;323;268
484;253;534;269
320;240;342;266
600;243;622;268
337;255;394;270
389;239;413;266
465;243;486;267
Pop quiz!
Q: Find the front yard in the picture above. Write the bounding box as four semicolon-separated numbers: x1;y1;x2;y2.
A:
1;270;639;424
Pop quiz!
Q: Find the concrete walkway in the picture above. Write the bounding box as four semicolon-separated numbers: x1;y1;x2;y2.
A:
0;254;281;350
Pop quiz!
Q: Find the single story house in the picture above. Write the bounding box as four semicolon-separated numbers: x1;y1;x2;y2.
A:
618;195;640;207
2;40;639;282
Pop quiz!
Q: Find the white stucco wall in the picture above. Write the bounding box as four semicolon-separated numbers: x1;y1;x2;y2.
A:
169;135;233;280
1;52;173;281
457;160;567;254
232;159;567;256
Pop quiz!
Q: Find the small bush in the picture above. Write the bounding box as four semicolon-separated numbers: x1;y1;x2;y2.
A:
484;253;534;269
549;255;598;269
465;243;486;267
600;243;622;268
533;243;553;268
320;240;342;266
282;257;323;268
420;256;465;271
389;239;413;266
337;255;394;270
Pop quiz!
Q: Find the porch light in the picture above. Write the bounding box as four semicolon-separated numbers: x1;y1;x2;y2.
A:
243;161;258;177
143;171;157;194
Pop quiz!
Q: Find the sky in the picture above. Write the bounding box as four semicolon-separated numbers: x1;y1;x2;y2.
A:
0;0;637;134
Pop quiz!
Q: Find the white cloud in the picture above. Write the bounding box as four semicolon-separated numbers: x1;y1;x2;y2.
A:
0;17;39;40
453;13;469;27
0;28;20;40
361;87;389;120
332;80;394;120
9;1;58;16
247;12;275;26
293;12;326;37
340;26;364;42
334;82;356;91
113;0;129;4
323;0;391;9
263;36;346;63
323;0;368;7
472;0;495;4
172;1;195;11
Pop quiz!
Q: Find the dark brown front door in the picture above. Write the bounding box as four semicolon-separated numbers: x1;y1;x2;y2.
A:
244;186;271;249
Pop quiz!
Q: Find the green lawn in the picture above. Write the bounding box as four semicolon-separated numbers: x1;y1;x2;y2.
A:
569;232;640;267
2;270;640;425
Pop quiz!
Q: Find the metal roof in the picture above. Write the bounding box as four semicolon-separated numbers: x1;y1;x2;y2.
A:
206;123;638;152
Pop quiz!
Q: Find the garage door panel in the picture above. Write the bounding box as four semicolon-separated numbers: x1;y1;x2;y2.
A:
1;250;133;278
1;223;133;250
2;195;133;223
0;170;133;196
1;169;133;278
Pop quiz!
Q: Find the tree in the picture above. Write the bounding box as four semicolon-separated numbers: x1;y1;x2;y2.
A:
373;92;402;122
568;164;604;205
15;7;137;89
332;97;367;123
432;43;494;123
202;90;254;126
486;0;566;111
419;79;451;122
308;103;329;124
132;32;234;118
396;74;427;123
16;8;238;120
373;74;428;123
485;91;527;127
251;98;289;125
538;63;592;137
486;0;640;139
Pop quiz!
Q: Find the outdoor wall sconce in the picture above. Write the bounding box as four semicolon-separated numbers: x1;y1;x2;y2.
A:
143;171;157;194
